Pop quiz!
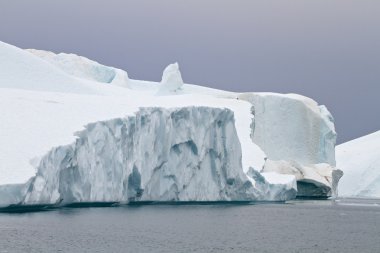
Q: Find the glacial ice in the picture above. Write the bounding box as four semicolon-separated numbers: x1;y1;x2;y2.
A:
336;130;380;198
0;40;344;207
239;93;336;166
238;92;340;198
262;160;343;198
0;184;28;208
21;107;296;205
157;63;184;95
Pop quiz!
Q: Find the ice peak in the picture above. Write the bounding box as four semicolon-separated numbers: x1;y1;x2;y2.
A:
158;62;184;94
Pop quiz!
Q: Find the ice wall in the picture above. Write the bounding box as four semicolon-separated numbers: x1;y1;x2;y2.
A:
21;107;296;206
239;92;336;165
238;92;340;197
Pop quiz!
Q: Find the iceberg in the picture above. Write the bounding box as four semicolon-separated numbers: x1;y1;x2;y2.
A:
0;40;343;207
336;131;380;198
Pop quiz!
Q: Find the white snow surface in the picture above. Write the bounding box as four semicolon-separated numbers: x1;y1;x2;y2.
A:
0;41;338;205
0;41;264;185
336;131;380;198
26;49;130;88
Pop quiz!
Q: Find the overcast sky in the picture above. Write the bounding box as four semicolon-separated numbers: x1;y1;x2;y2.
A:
0;0;379;143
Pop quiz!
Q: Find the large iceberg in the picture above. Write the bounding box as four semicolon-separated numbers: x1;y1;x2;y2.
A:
15;107;295;206
336;131;380;198
0;40;343;207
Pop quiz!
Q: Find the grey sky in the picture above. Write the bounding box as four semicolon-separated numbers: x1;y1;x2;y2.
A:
0;0;379;143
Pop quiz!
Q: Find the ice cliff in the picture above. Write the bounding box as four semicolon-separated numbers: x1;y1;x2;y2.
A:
20;107;295;205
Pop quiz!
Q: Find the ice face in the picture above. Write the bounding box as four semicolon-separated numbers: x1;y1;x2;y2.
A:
239;93;336;166
19;107;296;206
0;184;29;207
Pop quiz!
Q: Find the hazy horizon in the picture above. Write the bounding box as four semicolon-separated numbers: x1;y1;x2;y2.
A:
1;0;379;143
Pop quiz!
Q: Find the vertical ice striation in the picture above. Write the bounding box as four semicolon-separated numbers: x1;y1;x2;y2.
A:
21;107;296;206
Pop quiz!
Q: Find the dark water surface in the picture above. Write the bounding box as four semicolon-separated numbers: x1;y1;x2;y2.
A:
0;199;379;253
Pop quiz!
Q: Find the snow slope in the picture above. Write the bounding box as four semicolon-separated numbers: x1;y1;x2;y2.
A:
1;42;103;95
337;131;380;198
26;49;130;88
0;40;340;206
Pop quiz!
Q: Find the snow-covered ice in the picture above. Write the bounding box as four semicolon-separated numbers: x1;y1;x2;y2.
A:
0;40;342;206
157;63;184;95
238;92;336;166
26;49;130;88
336;131;380;198
238;92;340;198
